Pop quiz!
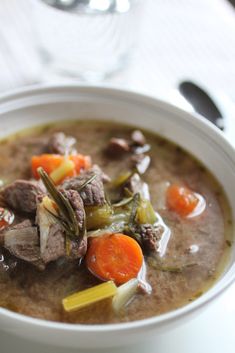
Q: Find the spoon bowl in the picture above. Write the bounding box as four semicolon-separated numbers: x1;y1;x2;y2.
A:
179;80;224;130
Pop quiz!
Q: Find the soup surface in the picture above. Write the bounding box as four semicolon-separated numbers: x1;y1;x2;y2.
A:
0;120;232;324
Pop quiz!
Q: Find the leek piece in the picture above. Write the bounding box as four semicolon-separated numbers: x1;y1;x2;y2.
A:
87;222;125;238
136;199;157;225
86;204;113;230
62;281;117;312
50;159;75;184
42;196;58;216
112;171;133;187
112;278;138;313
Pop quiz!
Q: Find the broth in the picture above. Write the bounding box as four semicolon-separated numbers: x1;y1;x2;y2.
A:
0;120;232;324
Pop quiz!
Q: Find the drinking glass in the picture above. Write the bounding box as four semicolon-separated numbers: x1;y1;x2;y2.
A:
31;0;143;81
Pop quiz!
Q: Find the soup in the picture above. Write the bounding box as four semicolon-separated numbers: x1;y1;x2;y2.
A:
0;121;232;324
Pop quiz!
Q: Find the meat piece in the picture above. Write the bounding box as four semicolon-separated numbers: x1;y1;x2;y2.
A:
0;233;4;244
58;190;87;258
107;137;130;157
131;130;146;146
37;198;86;264
125;173;150;200
47;132;76;155
139;224;164;253
36;202;65;264
61;170;105;206
0;194;6;208
68;237;87;259
90;164;111;183
61;189;85;230
130;154;151;174
1;180;44;213
1;220;44;270
41;223;65;264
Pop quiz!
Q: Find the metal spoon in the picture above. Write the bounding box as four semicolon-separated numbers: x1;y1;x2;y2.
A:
178;80;224;130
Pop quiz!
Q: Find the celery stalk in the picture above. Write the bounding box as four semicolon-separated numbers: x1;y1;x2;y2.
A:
50;159;75;184
62;281;117;312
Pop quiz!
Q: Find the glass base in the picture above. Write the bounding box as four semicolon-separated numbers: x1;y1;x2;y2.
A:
39;47;131;83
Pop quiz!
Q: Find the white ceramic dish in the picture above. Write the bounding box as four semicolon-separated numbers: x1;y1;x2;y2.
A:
0;85;234;350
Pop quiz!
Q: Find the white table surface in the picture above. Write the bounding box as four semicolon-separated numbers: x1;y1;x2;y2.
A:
0;0;235;352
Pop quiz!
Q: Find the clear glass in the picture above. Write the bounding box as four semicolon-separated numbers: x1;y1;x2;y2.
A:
31;0;142;81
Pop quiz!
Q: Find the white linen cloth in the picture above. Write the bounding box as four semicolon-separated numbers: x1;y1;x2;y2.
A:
0;0;235;105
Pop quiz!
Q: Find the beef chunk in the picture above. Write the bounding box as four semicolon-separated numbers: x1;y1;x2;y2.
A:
90;164;111;183
47;132;76;155
40;223;65;264
125;173;150;200
0;233;4;245
68;237;87;259
37;198;86;264
139;224;164;253
61;189;85;230
37;202;65;264
61;170;105;206
56;190;87;258
1;180;44;213
0;194;6;208
131;130;146;146
107;137;130;157
1;220;45;270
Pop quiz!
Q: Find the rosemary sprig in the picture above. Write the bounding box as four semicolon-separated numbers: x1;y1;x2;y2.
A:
77;173;97;191
112;196;134;208
38;167;80;238
123;187;133;197
148;257;198;273
129;193;141;226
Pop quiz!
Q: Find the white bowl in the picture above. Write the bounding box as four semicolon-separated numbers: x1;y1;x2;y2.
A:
0;85;234;349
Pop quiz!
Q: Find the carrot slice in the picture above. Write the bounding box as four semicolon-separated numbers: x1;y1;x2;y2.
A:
86;234;143;285
31;153;91;181
31;154;64;179
166;184;199;217
69;154;91;174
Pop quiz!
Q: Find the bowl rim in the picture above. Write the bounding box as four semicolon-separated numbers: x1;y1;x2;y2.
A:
0;83;234;333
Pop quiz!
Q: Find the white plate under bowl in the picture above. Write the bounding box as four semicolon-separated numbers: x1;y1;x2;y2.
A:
0;85;234;351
